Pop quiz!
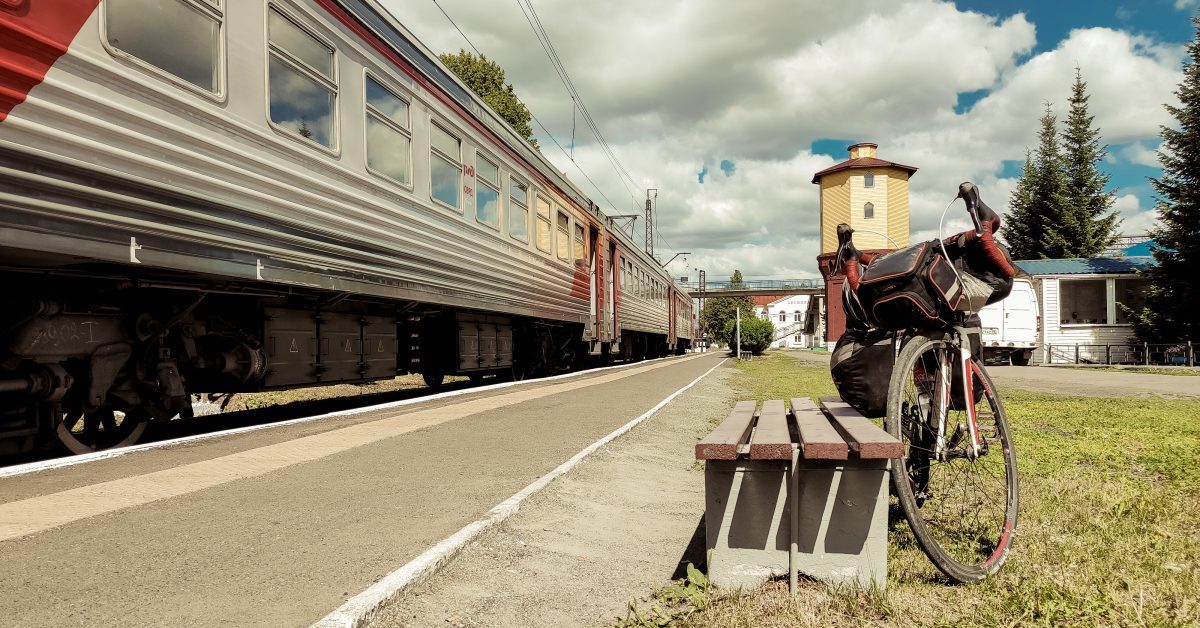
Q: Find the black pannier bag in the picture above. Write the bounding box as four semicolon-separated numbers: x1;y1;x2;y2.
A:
856;241;964;330
830;328;896;418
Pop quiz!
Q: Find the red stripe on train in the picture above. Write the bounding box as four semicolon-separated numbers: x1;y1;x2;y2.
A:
0;0;99;123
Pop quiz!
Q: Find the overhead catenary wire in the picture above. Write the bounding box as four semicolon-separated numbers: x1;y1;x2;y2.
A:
429;0;624;215
513;0;641;205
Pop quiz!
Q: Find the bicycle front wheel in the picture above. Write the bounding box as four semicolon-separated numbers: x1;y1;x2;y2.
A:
885;334;1018;583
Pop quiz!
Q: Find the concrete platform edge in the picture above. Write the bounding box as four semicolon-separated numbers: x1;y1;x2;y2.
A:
309;357;728;628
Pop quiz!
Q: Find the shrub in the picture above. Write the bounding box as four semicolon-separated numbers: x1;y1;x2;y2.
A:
722;316;774;355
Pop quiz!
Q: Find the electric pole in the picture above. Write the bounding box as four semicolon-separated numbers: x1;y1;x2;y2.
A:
645;188;657;258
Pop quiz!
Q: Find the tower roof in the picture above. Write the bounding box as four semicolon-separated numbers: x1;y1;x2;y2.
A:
810;155;919;184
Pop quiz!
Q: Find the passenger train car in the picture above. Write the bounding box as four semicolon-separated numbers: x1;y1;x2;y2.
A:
0;0;692;456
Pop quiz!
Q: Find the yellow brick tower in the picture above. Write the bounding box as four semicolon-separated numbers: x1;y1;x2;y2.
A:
812;142;917;253
812;142;918;343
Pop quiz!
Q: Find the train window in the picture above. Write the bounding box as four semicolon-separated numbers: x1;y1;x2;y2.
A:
573;224;585;261
476;155;500;228
105;0;222;95
555;211;570;261
508;178;529;242
535;194;552;253
268;7;336;148
430;122;462;209
364;75;411;186
864;202;874;219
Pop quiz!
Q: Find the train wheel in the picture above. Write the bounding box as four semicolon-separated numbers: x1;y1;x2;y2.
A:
56;407;148;455
422;370;445;389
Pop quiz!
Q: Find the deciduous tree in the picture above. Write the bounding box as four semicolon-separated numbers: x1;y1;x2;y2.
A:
440;50;538;148
699;270;754;346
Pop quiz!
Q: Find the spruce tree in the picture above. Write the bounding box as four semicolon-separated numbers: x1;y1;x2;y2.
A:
1010;104;1073;259
1131;18;1200;342
1003;150;1041;260
1061;68;1120;256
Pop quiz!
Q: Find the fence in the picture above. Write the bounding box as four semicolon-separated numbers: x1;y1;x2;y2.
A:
1044;342;1196;366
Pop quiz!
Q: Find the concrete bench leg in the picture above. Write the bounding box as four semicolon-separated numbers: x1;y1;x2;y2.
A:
705;459;889;590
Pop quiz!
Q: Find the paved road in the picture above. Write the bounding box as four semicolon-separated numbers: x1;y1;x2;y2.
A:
987;365;1200;398
784;349;1198;398
0;354;724;628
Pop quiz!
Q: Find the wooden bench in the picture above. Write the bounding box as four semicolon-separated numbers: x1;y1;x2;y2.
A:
696;396;902;591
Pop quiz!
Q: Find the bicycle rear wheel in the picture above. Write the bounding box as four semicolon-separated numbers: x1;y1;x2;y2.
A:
885;334;1018;583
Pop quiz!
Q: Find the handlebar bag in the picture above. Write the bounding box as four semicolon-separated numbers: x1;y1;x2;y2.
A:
830;327;896;418
857;241;963;330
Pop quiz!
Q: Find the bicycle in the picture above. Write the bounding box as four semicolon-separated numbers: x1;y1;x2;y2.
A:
885;184;1019;583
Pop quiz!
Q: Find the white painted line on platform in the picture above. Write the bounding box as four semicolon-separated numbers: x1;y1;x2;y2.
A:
0;354;699;480
310;357;729;628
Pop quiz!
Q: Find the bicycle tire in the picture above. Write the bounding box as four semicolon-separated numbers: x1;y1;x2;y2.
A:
885;334;1019;583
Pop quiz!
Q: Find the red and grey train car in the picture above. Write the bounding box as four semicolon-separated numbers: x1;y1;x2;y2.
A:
0;0;692;456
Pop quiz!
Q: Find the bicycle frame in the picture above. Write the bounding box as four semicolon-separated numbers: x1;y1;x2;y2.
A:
930;324;984;461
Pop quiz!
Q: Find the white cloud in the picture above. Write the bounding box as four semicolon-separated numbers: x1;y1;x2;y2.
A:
1113;193;1160;235
384;0;1183;278
1119;141;1162;167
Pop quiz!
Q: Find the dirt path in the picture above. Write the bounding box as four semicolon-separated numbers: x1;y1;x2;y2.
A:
369;366;736;628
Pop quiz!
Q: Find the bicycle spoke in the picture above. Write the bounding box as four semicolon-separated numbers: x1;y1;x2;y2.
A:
887;336;1018;582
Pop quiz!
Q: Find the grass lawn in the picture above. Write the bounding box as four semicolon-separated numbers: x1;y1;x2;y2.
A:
618;352;1200;627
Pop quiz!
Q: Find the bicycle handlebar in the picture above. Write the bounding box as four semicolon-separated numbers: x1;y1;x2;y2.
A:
957;182;998;234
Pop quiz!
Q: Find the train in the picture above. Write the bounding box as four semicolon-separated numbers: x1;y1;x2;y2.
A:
0;0;693;456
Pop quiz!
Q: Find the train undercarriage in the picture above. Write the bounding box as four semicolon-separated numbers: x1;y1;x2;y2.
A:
0;263;683;458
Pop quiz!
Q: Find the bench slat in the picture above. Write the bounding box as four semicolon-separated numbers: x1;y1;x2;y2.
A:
749;399;792;460
695;400;758;460
819;397;903;459
791;398;849;460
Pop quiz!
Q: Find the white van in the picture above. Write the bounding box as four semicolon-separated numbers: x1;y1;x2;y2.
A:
978;278;1039;365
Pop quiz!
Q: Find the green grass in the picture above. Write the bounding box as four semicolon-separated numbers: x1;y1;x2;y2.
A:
620;352;1200;627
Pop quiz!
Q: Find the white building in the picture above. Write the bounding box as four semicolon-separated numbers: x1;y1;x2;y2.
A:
753;294;815;349
1015;256;1154;364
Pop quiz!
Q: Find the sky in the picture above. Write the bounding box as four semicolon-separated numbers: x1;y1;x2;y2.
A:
382;0;1194;281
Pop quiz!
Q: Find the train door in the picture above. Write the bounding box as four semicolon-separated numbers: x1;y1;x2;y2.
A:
609;243;619;348
668;290;677;349
590;226;600;344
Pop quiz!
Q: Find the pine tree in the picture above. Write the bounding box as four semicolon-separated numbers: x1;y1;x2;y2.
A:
1130;18;1200;342
1003;150;1041;260
1061;67;1120;256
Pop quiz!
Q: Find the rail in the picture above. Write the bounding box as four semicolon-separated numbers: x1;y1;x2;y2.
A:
1045;341;1196;366
686;278;825;298
684;279;824;292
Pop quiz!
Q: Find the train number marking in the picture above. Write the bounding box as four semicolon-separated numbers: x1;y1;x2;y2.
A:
463;165;475;177
463;185;473;197
289;339;300;353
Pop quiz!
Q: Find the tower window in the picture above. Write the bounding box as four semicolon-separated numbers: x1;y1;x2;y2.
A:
864;202;874;219
864;173;874;187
